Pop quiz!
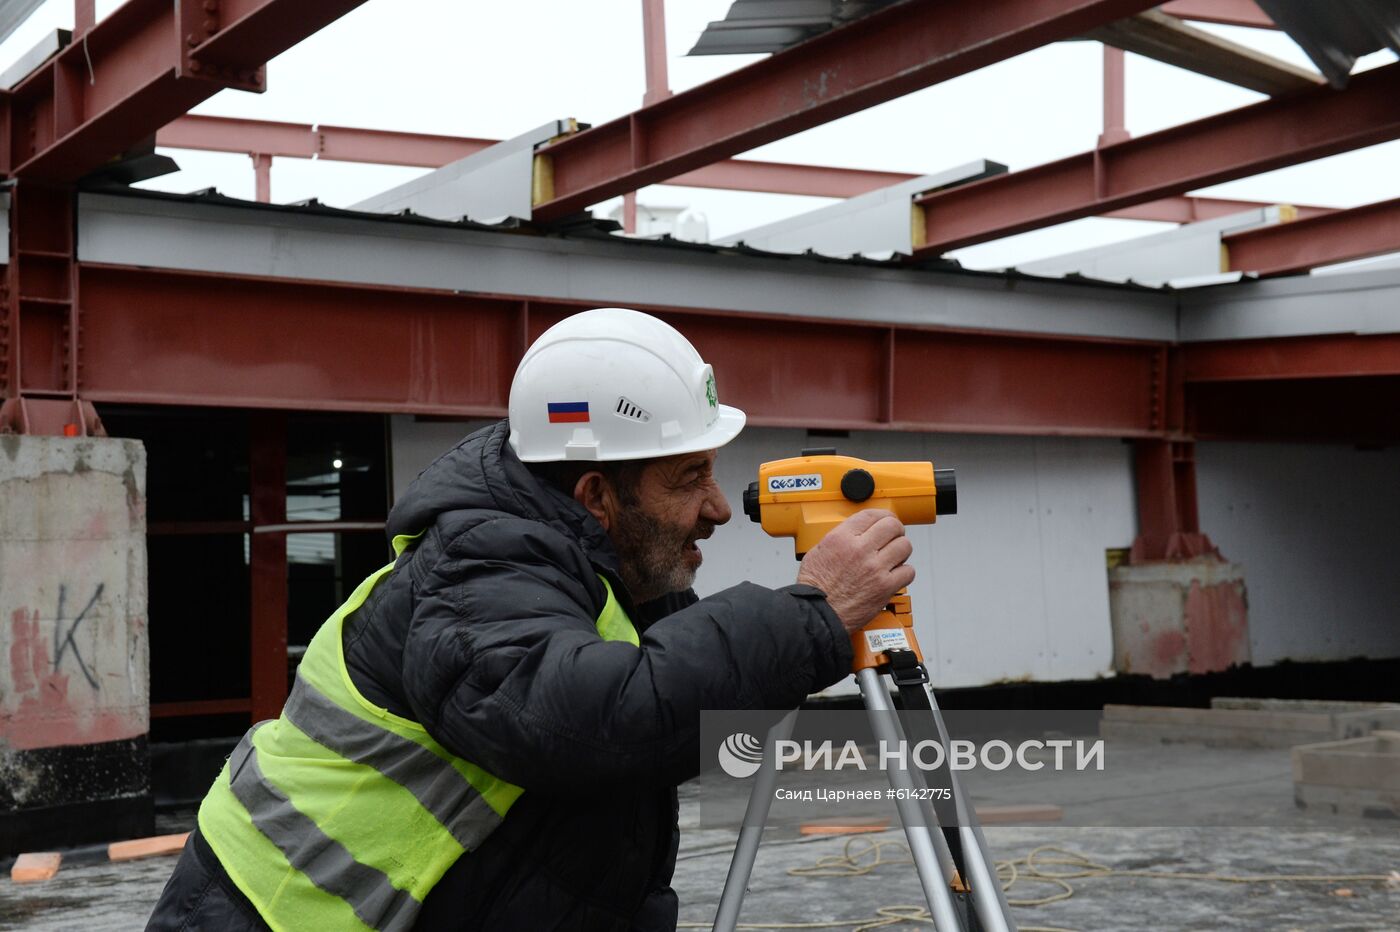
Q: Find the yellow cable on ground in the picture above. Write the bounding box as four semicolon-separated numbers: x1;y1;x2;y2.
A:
787;837;911;878
677;834;1398;932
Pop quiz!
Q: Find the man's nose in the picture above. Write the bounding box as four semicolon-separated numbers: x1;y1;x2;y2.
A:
703;485;732;526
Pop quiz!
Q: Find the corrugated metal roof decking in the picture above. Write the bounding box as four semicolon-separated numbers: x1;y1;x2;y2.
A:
97;184;1178;293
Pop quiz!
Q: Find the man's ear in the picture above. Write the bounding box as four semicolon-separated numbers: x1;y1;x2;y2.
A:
573;471;613;531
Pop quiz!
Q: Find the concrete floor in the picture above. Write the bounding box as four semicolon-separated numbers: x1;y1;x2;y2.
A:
2;743;1397;931
674;823;1400;931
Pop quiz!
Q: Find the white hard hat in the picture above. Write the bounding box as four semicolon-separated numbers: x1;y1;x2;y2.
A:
508;307;746;462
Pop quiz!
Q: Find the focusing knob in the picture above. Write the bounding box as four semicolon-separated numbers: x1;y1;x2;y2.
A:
743;481;761;523
840;468;876;503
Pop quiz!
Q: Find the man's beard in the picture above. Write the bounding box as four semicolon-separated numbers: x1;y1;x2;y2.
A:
611;506;712;605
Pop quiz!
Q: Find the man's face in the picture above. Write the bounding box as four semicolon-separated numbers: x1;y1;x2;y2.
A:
608;449;732;604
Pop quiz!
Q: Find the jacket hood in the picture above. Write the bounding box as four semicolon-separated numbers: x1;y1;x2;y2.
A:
387;420;619;573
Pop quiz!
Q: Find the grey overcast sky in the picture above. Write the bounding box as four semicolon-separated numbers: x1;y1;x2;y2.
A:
4;1;1399;269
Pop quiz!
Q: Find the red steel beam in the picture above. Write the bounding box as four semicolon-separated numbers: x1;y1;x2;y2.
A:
670;159;911;197
150;698;252;719
157;115;1333;221
1223;196;1400;276
185;0;364;72
912;62;1400;256
156;115;498;167
670;163;1316;212
1158;0;1276;29
531;0;1159;220
75;264;1167;437
1105;196;1334;223
1188;376;1400;444
314;123;493;167
1;0;369;181
158;115;318;159
158;114;913;188
1183;333;1400;381
72;263;1400;444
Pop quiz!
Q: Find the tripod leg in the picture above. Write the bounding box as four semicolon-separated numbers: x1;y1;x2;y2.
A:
713;709;799;932
858;668;966;932
860;672;960;882
918;683;1017;932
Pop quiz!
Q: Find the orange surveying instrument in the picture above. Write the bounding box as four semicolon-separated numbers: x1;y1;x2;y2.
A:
714;450;1016;932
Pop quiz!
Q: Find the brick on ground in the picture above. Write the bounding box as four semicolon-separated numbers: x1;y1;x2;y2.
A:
108;833;190;863
11;852;62;884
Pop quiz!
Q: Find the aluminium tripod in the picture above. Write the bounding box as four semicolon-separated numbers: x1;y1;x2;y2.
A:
712;592;1017;932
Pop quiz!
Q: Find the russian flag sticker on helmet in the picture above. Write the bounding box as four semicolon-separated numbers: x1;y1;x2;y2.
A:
547;402;590;423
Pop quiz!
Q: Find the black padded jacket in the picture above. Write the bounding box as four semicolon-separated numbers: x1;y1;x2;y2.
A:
149;420;853;931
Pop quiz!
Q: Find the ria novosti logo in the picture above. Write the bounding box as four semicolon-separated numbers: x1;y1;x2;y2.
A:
715;735;1106;777
717;732;764;778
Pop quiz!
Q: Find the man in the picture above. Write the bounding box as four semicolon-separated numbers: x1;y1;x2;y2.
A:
149;307;914;931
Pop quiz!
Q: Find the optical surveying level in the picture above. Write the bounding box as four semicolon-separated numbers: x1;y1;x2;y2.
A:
716;450;1016;932
741;450;957;553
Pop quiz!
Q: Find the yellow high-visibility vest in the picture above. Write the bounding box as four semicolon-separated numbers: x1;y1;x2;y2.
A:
198;533;639;931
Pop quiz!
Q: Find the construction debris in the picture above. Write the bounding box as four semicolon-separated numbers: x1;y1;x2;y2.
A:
1101;699;1400;749
1293;730;1400;819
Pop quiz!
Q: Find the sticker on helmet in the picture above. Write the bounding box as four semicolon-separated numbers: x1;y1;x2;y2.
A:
547;401;590;423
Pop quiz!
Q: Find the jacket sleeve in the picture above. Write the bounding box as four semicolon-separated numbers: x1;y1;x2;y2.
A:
400;515;852;793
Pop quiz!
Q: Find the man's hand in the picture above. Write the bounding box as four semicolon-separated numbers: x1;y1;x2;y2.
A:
796;509;915;634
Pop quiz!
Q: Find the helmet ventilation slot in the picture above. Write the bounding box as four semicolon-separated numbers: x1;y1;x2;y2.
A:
614;397;652;422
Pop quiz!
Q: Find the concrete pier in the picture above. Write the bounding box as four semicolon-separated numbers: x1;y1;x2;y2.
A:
1108;558;1250;679
0;435;151;855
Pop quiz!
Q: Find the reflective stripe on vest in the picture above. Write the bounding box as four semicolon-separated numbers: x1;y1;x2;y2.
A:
198;534;639;932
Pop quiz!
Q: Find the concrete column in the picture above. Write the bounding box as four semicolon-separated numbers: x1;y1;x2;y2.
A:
1108;559;1250;679
0;435;151;854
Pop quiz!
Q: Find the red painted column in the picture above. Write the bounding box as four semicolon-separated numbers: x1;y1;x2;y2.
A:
0;183;104;436
1130;347;1215;562
252;153;272;203
249;411;288;722
640;0;671;106
622;191;638;234
74;0;96;37
1130;439;1214;561
1098;45;1130;147
622;0;672;234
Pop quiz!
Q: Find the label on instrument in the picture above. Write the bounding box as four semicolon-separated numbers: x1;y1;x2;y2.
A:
865;629;910;653
767;473;822;493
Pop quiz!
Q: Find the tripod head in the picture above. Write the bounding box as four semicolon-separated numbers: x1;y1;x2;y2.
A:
741;448;956;555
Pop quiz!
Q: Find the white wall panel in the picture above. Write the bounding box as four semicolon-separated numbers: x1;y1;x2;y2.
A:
1197;442;1400;665
1029;437;1136;681
388;416;495;506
